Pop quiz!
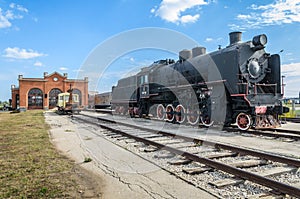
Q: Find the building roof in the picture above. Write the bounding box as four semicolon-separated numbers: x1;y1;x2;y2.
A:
18;72;88;82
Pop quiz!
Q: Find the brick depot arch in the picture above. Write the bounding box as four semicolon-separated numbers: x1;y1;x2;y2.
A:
49;88;62;109
73;89;82;105
28;88;43;109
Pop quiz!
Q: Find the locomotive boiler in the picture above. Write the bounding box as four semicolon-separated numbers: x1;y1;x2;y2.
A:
111;32;288;130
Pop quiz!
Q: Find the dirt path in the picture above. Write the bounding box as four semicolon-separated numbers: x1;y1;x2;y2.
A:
68;165;103;198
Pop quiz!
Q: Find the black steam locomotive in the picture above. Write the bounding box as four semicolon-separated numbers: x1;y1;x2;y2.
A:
111;32;288;130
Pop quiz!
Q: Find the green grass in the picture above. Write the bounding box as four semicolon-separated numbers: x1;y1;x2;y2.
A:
0;110;78;198
83;157;92;163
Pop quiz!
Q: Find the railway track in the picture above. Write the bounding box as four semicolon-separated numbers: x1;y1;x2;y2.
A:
90;108;300;141
225;127;300;141
281;117;300;123
72;112;300;198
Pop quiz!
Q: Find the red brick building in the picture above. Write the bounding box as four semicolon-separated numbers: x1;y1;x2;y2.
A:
11;72;88;111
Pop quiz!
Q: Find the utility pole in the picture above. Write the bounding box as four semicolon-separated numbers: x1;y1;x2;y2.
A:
281;75;286;97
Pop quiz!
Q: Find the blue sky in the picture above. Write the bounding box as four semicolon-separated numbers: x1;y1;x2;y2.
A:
1;0;300;101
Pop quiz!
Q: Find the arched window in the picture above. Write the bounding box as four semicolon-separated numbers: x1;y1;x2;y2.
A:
49;88;62;109
73;89;82;105
28;88;43;109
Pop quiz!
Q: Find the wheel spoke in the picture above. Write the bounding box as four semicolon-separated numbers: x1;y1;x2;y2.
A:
236;113;252;130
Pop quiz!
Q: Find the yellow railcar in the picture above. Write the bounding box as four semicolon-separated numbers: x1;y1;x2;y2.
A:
281;98;300;118
57;92;82;114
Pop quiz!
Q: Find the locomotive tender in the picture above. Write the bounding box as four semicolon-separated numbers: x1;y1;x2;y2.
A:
111;32;288;130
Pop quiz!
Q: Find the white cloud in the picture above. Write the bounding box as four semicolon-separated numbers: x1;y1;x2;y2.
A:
204;37;222;43
230;0;300;30
0;3;28;29
180;14;200;23
34;61;43;67
282;62;300;77
0;9;12;28
59;67;68;71
150;8;156;13
3;47;47;59
152;0;208;24
205;37;213;42
9;3;28;13
281;62;300;97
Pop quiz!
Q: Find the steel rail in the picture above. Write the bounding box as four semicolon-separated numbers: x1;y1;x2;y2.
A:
266;128;300;136
281;118;300;123
74;114;300;197
81;114;300;168
224;127;300;140
86;109;300;139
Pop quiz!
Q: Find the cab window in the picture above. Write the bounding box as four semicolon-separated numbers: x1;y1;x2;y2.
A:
140;75;148;84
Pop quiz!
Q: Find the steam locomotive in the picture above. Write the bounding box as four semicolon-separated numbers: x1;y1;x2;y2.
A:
111;32;288;130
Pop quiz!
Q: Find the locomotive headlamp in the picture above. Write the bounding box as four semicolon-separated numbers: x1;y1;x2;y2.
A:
252;34;267;46
248;59;261;78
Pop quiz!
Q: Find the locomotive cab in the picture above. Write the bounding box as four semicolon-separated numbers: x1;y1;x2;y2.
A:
138;74;149;99
135;67;152;117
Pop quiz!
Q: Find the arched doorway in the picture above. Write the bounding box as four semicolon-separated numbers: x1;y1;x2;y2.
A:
28;88;43;109
73;89;82;105
49;88;62;109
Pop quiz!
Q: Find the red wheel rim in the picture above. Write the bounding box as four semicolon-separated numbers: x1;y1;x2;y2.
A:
236;113;251;130
187;108;199;125
166;104;174;122
200;115;214;127
175;104;185;123
156;104;165;120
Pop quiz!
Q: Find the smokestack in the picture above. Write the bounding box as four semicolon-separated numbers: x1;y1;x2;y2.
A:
229;31;242;45
192;47;206;57
179;49;192;61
